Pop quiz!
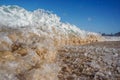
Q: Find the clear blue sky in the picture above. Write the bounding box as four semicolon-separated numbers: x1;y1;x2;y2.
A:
0;0;120;33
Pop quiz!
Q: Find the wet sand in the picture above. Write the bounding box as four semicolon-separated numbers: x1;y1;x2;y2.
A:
57;41;120;80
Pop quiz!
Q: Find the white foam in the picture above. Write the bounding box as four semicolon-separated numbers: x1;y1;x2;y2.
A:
0;5;101;39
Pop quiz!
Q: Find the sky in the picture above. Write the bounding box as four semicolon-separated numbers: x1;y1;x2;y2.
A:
0;0;120;34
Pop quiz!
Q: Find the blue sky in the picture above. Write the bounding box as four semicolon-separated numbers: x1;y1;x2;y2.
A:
0;0;120;33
